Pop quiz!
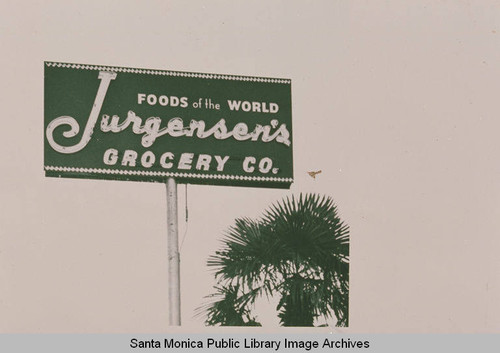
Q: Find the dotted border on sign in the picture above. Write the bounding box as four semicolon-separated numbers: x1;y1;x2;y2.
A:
45;62;291;84
44;166;294;183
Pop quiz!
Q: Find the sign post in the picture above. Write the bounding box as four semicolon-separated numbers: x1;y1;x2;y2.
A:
166;178;181;325
44;61;293;325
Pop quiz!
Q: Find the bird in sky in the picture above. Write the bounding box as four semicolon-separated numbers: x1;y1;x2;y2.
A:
307;170;322;179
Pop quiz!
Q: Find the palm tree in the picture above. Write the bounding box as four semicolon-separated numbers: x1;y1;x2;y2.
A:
198;193;349;327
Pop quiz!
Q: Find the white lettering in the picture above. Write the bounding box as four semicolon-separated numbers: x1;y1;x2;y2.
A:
160;152;174;169
166;118;185;137
101;149;272;175
227;100;241;111
46;71;117;154
178;153;194;170
159;95;169;106
259;157;273;173
232;123;251;141
141;151;156;168
99;113;291;148
103;148;118;165
214;155;229;171
147;94;157;105
137;94;188;107
241;101;251;112
122;150;138;166
196;154;211;171
226;100;279;113
243;157;256;173
170;96;179;107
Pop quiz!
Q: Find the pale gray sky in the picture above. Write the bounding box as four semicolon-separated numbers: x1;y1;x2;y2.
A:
1;0;500;333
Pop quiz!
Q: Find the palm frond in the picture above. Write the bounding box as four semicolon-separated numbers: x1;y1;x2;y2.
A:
195;284;261;326
200;193;350;327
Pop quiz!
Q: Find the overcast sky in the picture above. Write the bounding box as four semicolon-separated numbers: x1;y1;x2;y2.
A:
1;0;500;333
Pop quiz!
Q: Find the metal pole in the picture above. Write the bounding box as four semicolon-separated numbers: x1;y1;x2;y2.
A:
166;177;181;325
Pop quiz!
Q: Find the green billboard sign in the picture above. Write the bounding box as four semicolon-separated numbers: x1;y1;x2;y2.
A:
44;62;293;188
